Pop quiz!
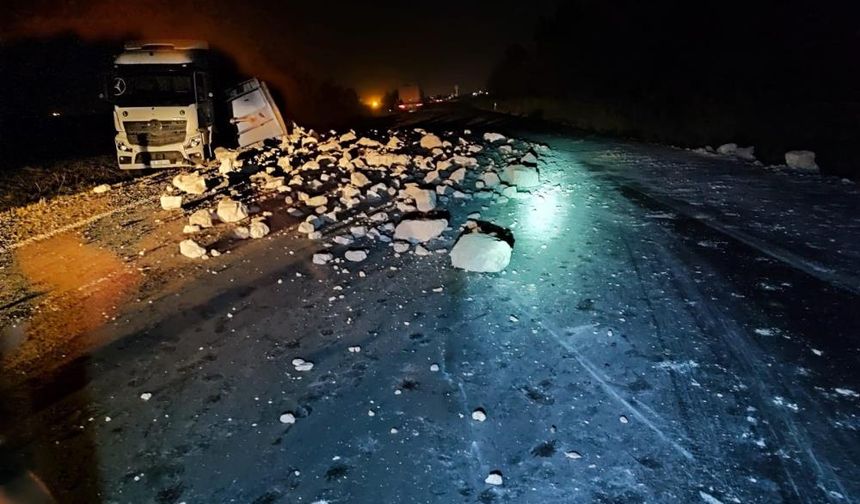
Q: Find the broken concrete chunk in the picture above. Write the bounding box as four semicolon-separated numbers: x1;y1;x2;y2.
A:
450;232;512;272
189;209;214;228
452;156;478;168
298;221;316;234
351;171;371;188
160;195;183;210
483;132;506;143
313;252;334;265
392;241;410;253
420;134;443;149
449;167;466;183
500;164;540;188
172;172;207;195
216;198;249;223
481;171;501;188
292;358;314;372
305;195;328;207
179;239;207;259
393;218;447;243
345;249;368;262
785;150;818;171
521;151;539;165
183;224;200;234
423;170;440;184
233;226;250;239
735;146;756;161
404;186;437;212
249;220;270;239
92;184;111;194
716;143;737;155
485;471;504;486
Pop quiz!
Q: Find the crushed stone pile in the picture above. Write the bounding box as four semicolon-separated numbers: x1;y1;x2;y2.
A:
167;125;548;267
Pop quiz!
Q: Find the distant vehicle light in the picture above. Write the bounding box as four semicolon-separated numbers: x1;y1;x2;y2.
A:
51;112;61;117
370;100;380;110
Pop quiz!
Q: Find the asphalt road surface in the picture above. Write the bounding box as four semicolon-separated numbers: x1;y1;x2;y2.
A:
1;107;859;503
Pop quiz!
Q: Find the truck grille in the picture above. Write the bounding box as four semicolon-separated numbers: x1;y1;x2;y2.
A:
124;120;187;146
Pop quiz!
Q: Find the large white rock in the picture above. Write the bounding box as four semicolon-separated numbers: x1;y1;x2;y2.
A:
483;132;506;144
92;184;110;194
394;218;448;243
404;186;437;212
420;134;443;149
160;195;182;210
249;220;270;239
179;239;207;259
450;233;512;272
189;209;214;228
500;164;540;188
172;172;207;195
217;198;249;223
785;150;818;171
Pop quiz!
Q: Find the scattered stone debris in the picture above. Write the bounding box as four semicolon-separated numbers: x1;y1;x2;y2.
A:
161;124;549;274
92;184;111;194
139;392;152;402
564;450;582;460
279;412;296;424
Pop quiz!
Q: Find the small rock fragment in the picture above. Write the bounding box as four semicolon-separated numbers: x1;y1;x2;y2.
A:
485;471;503;486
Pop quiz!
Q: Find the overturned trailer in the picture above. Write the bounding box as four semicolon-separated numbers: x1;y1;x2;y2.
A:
105;40;286;169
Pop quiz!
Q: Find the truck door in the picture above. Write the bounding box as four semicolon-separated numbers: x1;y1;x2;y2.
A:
225;78;288;148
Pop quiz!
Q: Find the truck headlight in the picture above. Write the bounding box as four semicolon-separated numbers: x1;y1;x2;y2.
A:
187;135;202;148
115;140;133;152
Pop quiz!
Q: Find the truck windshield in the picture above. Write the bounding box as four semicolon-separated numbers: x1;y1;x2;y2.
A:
112;73;195;107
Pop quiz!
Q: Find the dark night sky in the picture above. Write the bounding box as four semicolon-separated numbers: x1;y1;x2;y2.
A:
3;0;559;101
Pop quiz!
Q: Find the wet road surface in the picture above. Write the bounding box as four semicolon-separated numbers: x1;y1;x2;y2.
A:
1;115;859;503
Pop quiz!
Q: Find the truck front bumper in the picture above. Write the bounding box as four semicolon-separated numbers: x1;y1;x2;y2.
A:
116;136;206;170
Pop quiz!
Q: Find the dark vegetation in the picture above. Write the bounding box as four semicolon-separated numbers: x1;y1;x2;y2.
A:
488;0;860;177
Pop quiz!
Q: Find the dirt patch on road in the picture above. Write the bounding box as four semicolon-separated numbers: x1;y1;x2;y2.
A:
0;232;142;375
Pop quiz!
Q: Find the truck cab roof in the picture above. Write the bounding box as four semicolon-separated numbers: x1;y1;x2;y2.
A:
115;40;208;66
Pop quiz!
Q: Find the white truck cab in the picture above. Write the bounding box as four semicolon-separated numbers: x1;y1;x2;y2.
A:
108;40;214;169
